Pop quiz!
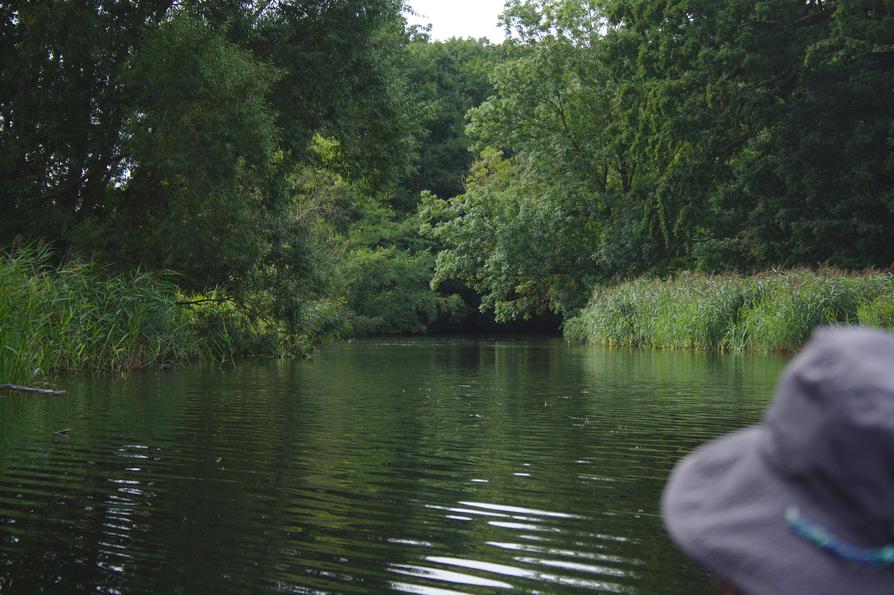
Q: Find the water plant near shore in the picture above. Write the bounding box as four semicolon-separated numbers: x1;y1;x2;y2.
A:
0;248;234;384
564;271;894;352
0;247;356;386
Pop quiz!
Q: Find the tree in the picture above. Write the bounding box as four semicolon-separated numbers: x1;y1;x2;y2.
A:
0;1;424;343
422;1;650;321
112;13;280;291
0;1;173;242
597;0;894;269
421;149;600;321
397;36;505;205
428;0;894;326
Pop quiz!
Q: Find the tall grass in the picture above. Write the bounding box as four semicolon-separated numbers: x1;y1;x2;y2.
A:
565;270;894;352
0;247;359;385
0;247;234;384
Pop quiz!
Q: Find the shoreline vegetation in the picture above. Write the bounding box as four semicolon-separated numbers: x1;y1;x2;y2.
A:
564;271;894;352
6;246;892;390
0;248;349;386
2;3;892;383
0;247;220;385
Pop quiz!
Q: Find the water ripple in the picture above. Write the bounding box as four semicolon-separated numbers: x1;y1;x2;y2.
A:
0;337;785;592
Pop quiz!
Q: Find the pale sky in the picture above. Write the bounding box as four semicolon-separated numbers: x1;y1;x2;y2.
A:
406;0;507;43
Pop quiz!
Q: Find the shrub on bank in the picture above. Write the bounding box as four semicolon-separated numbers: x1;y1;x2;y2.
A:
340;246;466;336
565;270;894;352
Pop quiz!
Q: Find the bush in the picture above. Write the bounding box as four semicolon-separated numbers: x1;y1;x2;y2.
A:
341;246;466;336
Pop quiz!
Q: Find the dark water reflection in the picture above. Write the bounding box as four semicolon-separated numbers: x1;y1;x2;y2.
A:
0;337;788;593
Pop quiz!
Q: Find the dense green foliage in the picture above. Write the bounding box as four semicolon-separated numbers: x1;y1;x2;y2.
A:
0;245;363;384
0;2;517;354
326;36;507;335
565;271;894;351
421;150;598;322
398;37;505;205
0;1;426;350
426;0;894;322
4;0;893;368
338;208;467;335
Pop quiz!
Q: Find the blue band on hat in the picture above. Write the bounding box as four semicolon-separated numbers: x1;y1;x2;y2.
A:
786;507;894;566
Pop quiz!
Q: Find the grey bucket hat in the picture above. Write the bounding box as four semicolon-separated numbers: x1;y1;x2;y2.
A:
662;327;894;595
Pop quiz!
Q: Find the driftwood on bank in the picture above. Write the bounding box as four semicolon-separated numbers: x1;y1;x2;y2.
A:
0;384;65;396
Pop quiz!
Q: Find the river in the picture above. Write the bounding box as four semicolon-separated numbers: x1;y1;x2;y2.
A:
0;337;788;593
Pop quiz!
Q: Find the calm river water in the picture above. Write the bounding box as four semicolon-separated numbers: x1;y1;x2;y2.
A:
0;337;789;593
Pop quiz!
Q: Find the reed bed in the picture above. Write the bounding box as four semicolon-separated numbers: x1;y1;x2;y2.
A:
0;248;235;384
564;270;894;352
0;247;350;385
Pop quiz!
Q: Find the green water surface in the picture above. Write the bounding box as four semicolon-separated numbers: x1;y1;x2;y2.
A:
0;337;788;593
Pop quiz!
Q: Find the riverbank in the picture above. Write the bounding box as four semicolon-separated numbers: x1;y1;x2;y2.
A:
564;270;894;352
0;249;349;385
0;248;220;384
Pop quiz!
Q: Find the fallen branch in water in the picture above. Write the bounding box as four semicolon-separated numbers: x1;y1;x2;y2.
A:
176;297;232;306
0;384;65;396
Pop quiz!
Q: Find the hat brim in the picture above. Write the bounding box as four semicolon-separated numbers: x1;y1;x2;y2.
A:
662;425;893;595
